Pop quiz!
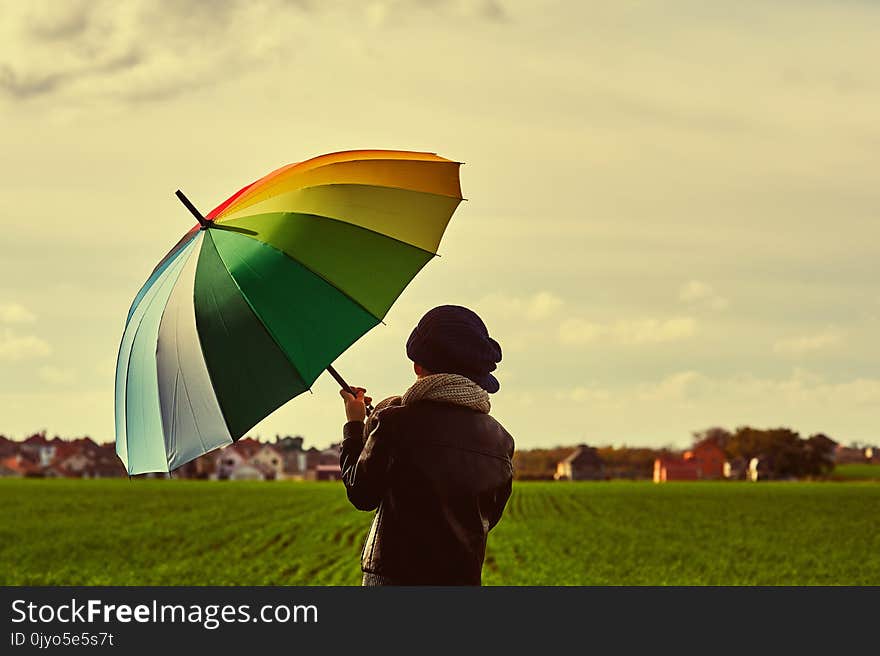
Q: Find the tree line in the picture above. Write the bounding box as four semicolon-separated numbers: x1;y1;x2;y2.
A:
513;426;838;481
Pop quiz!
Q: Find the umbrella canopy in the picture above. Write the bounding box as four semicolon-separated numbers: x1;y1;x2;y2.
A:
115;150;463;475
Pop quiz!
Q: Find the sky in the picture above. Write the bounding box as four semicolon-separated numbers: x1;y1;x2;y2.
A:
0;0;878;450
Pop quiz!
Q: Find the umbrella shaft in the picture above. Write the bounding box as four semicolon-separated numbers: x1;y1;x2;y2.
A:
327;364;373;416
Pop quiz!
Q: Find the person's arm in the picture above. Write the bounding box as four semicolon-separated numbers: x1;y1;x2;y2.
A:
486;475;513;531
487;438;515;530
338;388;393;511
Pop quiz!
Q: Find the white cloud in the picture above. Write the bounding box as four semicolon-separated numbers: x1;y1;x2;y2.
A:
678;280;728;310
477;291;564;321
38;366;77;385
0;328;51;360
637;371;708;403
613;317;697;345
633;368;880;409
564;385;614;404
525;291;563;320
774;330;842;356
0;302;36;323
558;318;604;346
559;317;697;346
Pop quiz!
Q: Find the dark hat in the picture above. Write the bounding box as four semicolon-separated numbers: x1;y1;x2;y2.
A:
406;305;502;393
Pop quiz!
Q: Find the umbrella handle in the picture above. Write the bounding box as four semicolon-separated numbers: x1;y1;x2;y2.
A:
327;364;374;416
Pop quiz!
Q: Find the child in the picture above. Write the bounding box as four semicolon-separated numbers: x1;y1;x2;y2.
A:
339;305;514;586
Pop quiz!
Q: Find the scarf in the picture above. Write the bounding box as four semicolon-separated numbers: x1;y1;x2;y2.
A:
364;373;491;436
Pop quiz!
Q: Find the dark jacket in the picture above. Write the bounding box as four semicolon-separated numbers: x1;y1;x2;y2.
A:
340;399;515;585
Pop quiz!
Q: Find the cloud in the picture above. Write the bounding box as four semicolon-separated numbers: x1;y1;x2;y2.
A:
368;0;507;26
559;317;697;346
558;318;603;346
637;371;708;403
476;291;563;321
25;1;92;41
678;280;728;310
0;0;506;104
38;366;78;385
566;368;880;417
633;368;880;409
0;329;51;360
564;385;614;404
774;330;842;356
0;303;36;323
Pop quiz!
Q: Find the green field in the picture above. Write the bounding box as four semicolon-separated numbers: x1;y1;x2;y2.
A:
1;479;878;585
832;463;880;481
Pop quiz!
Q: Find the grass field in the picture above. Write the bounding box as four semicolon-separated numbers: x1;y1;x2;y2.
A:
1;479;878;585
832;463;880;481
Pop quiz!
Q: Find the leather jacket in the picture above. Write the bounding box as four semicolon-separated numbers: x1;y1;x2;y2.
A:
340;399;515;585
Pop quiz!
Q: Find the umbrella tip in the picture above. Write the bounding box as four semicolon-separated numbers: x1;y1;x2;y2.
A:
175;189;212;229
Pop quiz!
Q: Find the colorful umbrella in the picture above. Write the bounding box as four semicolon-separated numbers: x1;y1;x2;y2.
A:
115;150;463;475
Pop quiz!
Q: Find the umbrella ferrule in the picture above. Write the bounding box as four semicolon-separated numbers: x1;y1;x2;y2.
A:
175;189;211;229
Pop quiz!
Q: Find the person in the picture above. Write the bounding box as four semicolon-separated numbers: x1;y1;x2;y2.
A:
339;305;515;586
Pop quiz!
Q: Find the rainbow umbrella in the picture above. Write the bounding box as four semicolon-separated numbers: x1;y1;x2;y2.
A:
115;150;462;475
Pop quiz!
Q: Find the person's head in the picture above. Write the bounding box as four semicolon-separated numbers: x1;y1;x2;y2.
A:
406;305;502;393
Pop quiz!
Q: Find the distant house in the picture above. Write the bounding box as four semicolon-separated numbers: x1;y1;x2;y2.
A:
0;436;124;479
215;448;246;480
272;435;308;479
686;441;726;479
251;445;284;480
229;464;265;481
313;464;342;482
212;440;287;481
274;435;305;452
554;445;604;481
0;436;17;459
174;452;215;479
305;446;341;481
653;457;700;482
57;452;92;477
654;439;729;483
1;453;44;477
0;456;23;477
283;451;308;479
319;446;340;466
19;433;55;467
835;445;873;464
305;446;322;472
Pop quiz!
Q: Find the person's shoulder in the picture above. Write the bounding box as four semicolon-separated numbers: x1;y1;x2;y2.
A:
370;404;406;434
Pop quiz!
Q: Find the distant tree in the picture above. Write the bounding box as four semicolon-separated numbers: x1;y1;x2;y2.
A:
596;446;672;479
692;427;733;451
513;447;574;480
725;426;836;479
804;433;837;477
